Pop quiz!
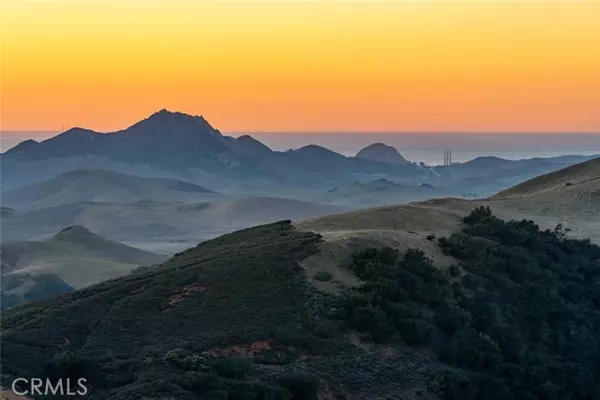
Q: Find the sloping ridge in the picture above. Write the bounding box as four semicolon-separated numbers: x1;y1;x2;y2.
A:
0;222;338;397
1;169;216;208
491;157;600;199
205;196;345;222
1;225;167;289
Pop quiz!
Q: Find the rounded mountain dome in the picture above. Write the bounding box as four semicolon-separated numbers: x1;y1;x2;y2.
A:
356;143;408;165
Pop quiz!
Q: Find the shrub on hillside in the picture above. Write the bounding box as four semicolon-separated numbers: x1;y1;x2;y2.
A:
337;207;600;399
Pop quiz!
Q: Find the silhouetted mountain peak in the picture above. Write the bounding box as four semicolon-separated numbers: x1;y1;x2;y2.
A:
461;156;512;168
295;144;344;156
225;135;274;159
356;143;408;165
61;127;98;136
237;134;262;144
118;109;223;142
40;127;101;148
4;139;39;155
148;108;206;121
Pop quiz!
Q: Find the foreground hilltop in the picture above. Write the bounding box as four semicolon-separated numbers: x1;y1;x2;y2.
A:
3;214;600;399
4;222;392;398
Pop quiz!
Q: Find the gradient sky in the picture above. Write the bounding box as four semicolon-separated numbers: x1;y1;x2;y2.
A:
2;0;600;133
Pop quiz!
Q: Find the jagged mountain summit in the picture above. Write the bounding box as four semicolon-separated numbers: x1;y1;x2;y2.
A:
2;110;425;186
356;142;409;165
3;139;39;155
8;109;249;171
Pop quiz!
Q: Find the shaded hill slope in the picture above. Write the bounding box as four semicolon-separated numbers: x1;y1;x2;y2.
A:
492;156;600;199
0;221;442;399
1;197;347;253
1;169;217;209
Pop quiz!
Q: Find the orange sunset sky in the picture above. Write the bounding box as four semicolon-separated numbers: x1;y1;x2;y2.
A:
1;0;600;133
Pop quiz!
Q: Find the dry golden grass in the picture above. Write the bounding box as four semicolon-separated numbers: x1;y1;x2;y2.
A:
296;203;465;292
492;157;600;199
297;158;600;291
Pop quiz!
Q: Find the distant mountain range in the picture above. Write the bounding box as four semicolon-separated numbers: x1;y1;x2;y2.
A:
2;109;598;198
1;109;423;187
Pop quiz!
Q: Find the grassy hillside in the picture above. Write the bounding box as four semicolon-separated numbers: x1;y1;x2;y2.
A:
1;226;167;310
492;156;599;199
296;157;600;274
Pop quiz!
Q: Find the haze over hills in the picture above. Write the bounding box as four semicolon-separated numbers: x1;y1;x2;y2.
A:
2;110;597;268
1;196;347;253
1;225;167;310
317;179;439;207
1;169;218;210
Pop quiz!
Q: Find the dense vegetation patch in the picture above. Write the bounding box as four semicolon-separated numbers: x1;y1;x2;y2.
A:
338;206;600;399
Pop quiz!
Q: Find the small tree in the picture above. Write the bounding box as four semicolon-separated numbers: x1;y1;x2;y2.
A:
464;206;492;225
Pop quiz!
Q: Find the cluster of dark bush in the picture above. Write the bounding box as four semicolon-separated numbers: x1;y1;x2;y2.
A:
163;349;320;400
338;207;600;400
37;346;321;400
10;222;328;400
